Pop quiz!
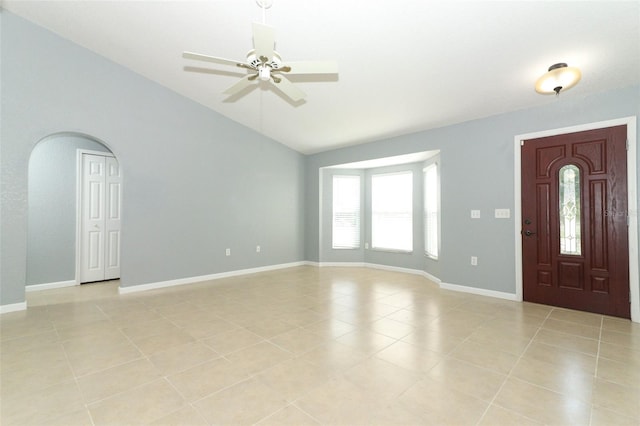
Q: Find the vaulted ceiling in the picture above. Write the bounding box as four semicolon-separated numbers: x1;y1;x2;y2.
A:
4;1;639;153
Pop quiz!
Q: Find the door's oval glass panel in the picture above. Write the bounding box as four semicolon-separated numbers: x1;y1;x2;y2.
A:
559;164;581;255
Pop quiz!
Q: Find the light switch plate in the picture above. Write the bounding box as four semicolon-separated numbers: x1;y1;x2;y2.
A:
471;210;481;219
495;209;511;219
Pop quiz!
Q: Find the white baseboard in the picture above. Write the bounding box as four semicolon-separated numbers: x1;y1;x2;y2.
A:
320;261;441;284
118;261;308;295
363;263;425;277
319;261;516;301
439;281;518;301
1;301;27;314
116;259;517;304
421;270;442;284
25;280;77;292
318;262;365;267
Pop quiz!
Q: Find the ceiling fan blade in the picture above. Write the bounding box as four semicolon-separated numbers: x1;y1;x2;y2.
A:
252;22;275;60
183;51;240;67
270;75;306;102
223;75;257;96
284;60;338;75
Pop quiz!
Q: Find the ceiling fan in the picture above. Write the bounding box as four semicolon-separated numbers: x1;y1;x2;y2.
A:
183;21;338;102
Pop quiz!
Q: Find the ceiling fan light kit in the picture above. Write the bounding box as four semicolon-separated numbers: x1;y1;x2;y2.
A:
182;1;338;103
535;62;582;95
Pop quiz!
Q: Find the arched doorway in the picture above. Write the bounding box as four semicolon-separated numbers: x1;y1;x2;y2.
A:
27;133;121;290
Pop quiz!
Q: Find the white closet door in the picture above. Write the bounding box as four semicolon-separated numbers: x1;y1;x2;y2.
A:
80;154;121;282
104;156;121;280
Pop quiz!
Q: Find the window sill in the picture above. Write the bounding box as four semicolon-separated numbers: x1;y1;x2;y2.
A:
369;248;413;254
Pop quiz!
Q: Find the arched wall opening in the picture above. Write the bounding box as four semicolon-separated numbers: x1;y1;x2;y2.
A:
27;132;119;290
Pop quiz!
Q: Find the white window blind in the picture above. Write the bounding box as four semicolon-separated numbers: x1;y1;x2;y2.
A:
371;171;413;251
424;163;439;259
332;175;361;249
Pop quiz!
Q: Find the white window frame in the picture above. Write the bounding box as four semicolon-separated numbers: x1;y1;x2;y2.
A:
371;171;413;253
424;162;440;259
332;175;361;249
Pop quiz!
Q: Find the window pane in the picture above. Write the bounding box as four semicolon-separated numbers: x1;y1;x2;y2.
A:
424;164;439;258
372;172;413;251
559;164;581;255
332;175;360;249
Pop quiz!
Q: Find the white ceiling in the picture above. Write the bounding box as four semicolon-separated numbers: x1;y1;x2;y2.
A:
3;1;639;154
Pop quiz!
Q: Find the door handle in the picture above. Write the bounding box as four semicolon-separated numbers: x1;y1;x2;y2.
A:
524;230;536;236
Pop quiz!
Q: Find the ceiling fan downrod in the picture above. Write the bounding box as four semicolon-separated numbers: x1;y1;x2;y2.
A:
256;0;273;24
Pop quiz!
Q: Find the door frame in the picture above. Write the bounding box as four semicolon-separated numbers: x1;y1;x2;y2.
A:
514;116;639;323
74;149;119;285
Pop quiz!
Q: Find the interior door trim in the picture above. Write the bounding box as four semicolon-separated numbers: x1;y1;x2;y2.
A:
514;116;638;323
75;149;117;286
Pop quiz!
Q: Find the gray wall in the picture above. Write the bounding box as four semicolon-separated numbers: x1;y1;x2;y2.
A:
305;85;640;296
1;12;305;305
27;134;110;286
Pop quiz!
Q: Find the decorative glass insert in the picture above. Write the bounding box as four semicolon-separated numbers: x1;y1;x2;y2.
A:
559;165;581;255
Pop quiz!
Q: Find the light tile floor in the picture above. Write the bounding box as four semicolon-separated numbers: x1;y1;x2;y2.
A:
1;266;639;425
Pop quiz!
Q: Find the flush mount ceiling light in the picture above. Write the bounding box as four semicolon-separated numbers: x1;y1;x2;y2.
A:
535;63;582;95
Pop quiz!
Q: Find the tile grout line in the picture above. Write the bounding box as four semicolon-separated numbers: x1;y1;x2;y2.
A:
161;376;207;425
290;401;326;425
594;315;604;379
588;315;605;426
59;302;99;426
187;332;379;423
474;306;554;425
76;303;172;420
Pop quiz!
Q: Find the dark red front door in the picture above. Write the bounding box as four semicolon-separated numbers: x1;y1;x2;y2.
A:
521;125;630;318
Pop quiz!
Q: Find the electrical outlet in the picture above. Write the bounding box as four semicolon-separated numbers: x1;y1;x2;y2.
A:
256;245;261;253
471;210;481;219
471;256;478;266
225;248;231;256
